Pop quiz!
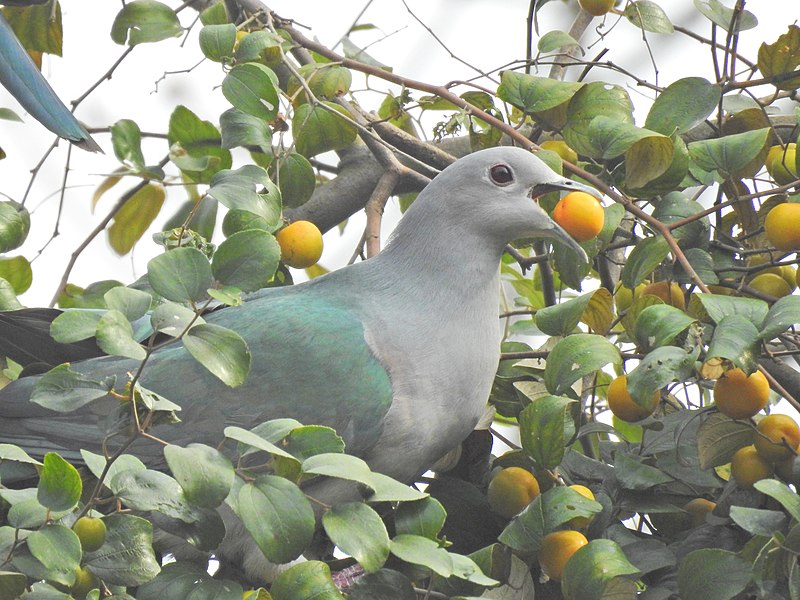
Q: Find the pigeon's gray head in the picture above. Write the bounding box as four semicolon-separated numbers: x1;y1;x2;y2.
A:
427;146;599;261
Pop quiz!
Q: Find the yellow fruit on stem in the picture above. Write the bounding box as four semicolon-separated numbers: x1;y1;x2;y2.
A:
276;220;323;268
713;368;770;420
641;281;685;310
552;191;604;242
731;445;774;488
613;282;645;313
754;414;800;462
540;140;578;164
538;530;589;581
765;203;800;251
748;272;792;299
765;144;798;185
578;0;615;17
73;516;107;553
683;498;716;527
607;375;659;423
70;566;98;599
488;467;540;518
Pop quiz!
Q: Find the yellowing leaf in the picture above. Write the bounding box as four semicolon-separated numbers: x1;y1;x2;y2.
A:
107;183;166;255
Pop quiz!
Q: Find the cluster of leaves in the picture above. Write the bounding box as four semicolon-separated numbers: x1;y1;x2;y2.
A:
0;0;799;598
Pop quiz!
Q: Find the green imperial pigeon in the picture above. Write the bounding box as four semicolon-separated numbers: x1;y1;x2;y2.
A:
0;146;597;579
0;3;100;151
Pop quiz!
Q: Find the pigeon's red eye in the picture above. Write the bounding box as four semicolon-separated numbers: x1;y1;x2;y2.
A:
489;164;514;186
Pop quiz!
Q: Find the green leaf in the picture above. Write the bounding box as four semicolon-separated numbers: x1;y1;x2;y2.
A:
693;0;757;33
149;301;201;337
224;425;300;461
183;323;250;387
645;77;721;135
199;23;236;61
677;548;752;600
760;295;800;341
390;534;454;577
584;115;669;160
111;469;197;521
653;192;711;250
705;314;760;373
624;132;676;189
37;453;82;511
168;105;231;184
234;30;287;66
0;278;21;310
322;502;390;572
27;524;81;581
108;183;166;256
758;25;800;90
348;569;416;600
366;473;427;502
276;152;316;209
283;425;346;460
519;395;576;469
95;309;147;360
302;453;374;487
222;63;280;121
564;82;634;157
220;108;273;152
111;0;182;45
0;443;42;466
621;236;671;288
292;101;357;157
207;165;282;223
288;63;353;102
212;229;281;292
497;71;582;113
696;293;768;327
537;30;579;52
111;119;146;171
3;2;62;54
84;514;161;586
754;479;800;522
394;497;447;540
81;449;147;484
561;539;640;600
544;334;620;396
729;506;787;536
58;280;123;309
0;256;31;294
147;247;213;303
624;0;674;33
0;200;30;253
627;346;697;406
688;127;770;177
0;572;26;599
535;291;595;336
270;561;345;600
104;286;152;322
237;475;315;564
696;411;755;469
31;364;115;412
614;452;673;490
163;444;234;508
634;304;696;348
138;562;242;600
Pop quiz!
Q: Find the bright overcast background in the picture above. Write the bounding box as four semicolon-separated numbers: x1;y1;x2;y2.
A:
0;0;788;306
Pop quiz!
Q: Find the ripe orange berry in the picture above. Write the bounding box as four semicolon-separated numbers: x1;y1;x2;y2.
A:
731;445;774;488
487;467;541;518
552;191;604;242
567;484;595;529
683;498;716;527
275;220;323;268
764;203;800;251
607;375;659;423
754;414;800;462
539;140;578;164
641;281;685;310
538;530;589;581
713;368;770;420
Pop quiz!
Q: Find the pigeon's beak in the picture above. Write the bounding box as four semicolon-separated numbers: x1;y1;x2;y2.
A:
530;178;602;263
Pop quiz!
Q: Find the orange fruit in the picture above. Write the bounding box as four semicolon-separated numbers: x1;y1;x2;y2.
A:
730;445;774;488
540;140;578;164
754;414;800;462
713;368;770;420
765;144;798;185
641;281;685;310
683;498;716;527
487;467;541;518
552;191;604;242
607;375;659;423
73;516;107;553
764;203;800;251
578;0;615;16
275;220;323;268
538;530;589;581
